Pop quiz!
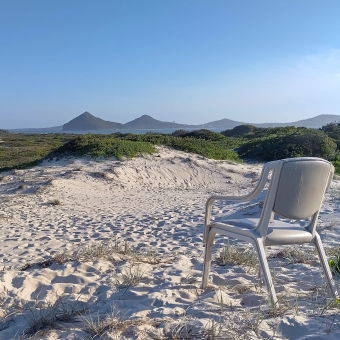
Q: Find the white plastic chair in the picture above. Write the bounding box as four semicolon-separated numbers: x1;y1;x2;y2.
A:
202;157;338;304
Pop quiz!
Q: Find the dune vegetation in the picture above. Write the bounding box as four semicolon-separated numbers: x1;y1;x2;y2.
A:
1;123;340;173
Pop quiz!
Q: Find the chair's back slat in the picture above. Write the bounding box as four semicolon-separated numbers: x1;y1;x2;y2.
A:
273;159;332;220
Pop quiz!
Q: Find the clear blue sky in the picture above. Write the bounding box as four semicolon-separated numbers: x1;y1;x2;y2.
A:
1;0;340;128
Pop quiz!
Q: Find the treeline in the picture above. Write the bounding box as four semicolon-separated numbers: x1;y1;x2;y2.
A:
0;123;340;174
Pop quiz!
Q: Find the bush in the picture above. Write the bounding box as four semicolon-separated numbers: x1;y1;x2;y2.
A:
121;133;241;162
222;125;257;137
237;130;337;162
175;129;226;141
329;256;340;276
52;135;156;160
320;123;340;149
171;129;189;137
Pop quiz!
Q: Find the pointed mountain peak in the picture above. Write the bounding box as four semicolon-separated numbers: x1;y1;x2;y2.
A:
80;111;93;117
62;112;123;131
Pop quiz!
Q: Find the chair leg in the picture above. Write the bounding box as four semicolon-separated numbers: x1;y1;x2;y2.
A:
314;233;338;298
257;246;268;279
252;239;277;305
201;230;217;289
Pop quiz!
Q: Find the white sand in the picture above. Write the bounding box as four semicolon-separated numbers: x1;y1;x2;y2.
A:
0;147;339;339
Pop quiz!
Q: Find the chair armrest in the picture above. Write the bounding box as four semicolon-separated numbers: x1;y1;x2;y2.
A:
203;163;272;242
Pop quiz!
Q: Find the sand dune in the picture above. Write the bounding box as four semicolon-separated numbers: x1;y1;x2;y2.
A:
0;147;339;339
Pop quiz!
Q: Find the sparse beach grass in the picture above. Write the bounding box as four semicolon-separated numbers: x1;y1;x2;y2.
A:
5;240;340;339
216;242;259;273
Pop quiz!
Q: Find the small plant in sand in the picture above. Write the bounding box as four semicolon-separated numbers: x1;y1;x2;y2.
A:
82;312;114;338
114;263;146;290
76;242;122;262
76;239;138;262
82;308;126;339
0;293;16;332
23;295;87;336
216;242;258;273
329;256;340;277
139;247;162;264
48;198;61;206
83;309;160;340
53;250;71;265
269;245;316;264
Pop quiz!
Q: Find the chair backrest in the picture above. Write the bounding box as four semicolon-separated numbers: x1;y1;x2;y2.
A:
255;157;334;236
273;158;333;219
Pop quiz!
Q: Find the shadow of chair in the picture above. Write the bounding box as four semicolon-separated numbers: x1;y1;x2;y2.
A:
202;157;338;305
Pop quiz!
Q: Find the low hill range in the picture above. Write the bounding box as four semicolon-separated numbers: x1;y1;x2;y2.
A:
61;112;340;131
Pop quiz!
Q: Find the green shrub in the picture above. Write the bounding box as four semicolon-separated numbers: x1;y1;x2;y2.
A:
332;152;340;174
329;256;340;276
222;125;257;137
176;129;226;141
52;135;156;160
237;130;337;162
320;123;340;149
122;133;240;161
171;129;189;137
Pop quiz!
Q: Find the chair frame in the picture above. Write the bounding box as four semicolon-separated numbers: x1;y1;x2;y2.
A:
202;157;338;305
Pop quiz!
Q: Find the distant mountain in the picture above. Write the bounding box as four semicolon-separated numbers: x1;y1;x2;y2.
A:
203;114;340;129
123;115;187;129
59;112;340;132
287;114;340;127
62;112;123;131
195;118;247;129
62;112;187;131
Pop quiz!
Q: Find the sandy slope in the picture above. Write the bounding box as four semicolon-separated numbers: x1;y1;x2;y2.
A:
0;147;339;339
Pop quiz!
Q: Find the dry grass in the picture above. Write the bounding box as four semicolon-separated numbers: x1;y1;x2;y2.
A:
83;310;160;339
10;239;340;338
113;263;146;291
48;198;61;206
269;245;317;264
20;240;176;273
326;245;340;258
216;242;259;273
20;295;87;337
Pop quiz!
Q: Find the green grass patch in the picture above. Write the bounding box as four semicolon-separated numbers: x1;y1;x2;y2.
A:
0;134;75;172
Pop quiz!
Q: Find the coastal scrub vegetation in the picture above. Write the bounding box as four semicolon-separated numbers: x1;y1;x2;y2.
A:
50;134;157;160
0;133;75;172
1;123;340;173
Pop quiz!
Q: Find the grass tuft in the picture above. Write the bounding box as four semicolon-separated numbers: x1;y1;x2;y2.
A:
23;295;87;336
48;198;61;206
269;246;316;264
216;242;258;272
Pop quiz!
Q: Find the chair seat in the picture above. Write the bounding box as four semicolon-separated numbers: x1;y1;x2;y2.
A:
219;218;313;246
